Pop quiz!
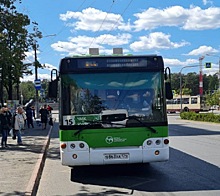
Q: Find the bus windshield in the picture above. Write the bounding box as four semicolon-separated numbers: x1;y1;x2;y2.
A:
61;71;166;125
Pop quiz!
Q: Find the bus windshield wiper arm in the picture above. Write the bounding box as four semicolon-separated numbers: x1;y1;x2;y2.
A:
127;116;157;133
74;120;125;136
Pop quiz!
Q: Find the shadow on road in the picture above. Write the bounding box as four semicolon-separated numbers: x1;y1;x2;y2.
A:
70;147;220;193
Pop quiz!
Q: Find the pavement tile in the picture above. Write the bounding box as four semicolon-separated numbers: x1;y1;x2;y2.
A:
0;119;53;196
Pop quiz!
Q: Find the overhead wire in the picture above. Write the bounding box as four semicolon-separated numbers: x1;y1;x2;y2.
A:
38;0;90;56
55;0;89;37
100;0;134;46
84;0;116;53
23;0;90;61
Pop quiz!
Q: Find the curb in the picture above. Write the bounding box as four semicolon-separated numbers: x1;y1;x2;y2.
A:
24;123;53;196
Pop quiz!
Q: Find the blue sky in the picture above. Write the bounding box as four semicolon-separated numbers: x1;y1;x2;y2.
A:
16;0;220;81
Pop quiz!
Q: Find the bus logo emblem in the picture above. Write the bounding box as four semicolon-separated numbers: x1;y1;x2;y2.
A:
106;136;114;144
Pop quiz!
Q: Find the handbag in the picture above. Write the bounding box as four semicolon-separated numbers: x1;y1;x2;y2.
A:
9;128;14;136
12;129;17;140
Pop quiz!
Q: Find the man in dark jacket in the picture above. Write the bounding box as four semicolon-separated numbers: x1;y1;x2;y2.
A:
0;107;11;148
26;106;34;128
39;105;49;129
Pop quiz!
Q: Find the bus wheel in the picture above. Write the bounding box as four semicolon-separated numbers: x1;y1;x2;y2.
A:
184;107;189;112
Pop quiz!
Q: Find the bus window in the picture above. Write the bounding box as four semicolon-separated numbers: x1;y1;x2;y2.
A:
191;98;197;104
183;98;189;104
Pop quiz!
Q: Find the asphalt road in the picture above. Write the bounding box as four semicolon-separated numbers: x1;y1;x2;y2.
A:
37;114;220;196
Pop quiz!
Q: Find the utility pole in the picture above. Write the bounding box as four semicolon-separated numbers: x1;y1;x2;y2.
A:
199;56;205;96
33;34;56;116
0;65;3;106
33;42;39;117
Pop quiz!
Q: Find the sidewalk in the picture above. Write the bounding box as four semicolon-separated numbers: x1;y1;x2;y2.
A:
0;112;57;196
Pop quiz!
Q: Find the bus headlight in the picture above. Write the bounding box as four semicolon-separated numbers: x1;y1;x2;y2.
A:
79;143;85;148
147;140;152;145
155;139;161;145
70;143;75;149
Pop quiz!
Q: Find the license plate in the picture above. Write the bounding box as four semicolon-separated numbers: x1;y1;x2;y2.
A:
104;153;129;160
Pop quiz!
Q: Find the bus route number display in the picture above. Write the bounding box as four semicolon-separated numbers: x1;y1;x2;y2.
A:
63;114;101;125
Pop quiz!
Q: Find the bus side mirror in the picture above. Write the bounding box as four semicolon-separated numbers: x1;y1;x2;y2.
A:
164;67;173;100
165;82;173;100
48;79;58;99
48;69;59;99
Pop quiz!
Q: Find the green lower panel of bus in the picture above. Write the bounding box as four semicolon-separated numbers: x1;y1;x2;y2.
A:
59;126;168;148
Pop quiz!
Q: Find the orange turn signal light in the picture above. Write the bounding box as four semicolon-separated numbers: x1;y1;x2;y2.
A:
60;143;67;149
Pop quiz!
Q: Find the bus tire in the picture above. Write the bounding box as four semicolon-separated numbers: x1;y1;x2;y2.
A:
184;107;189;112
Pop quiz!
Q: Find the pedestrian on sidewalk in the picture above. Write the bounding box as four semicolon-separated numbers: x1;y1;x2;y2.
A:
39;105;49;130
13;107;25;145
0;107;11;148
4;106;12;129
31;106;36;119
26;106;34;128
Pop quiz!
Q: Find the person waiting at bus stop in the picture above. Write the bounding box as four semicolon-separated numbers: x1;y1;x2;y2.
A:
13;107;25;145
0;107;11;148
39;105;49;130
26;106;34;128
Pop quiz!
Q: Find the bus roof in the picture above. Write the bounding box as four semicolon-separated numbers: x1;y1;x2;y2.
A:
59;55;164;73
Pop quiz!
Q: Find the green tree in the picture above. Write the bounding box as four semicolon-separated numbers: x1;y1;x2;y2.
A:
20;81;35;104
205;91;220;107
1;0;30;102
0;0;42;104
171;72;219;96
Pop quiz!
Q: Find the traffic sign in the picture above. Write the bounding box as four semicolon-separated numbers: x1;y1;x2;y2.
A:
34;79;41;90
205;62;212;68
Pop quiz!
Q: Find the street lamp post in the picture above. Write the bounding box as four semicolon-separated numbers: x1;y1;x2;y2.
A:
0;65;3;106
33;34;56;117
33;42;40;117
180;65;200;112
199;56;205;96
206;54;220;91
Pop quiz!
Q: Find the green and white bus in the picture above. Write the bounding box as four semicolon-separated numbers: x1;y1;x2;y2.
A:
49;48;173;167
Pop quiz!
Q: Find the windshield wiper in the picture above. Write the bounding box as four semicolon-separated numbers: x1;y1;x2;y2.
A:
74;120;126;136
126;116;157;133
74;116;157;136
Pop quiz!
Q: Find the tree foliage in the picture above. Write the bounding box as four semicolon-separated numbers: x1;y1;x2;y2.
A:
1;0;30;100
171;72;219;95
0;0;42;104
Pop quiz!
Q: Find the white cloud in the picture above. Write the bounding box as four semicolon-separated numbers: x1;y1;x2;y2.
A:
186;45;219;56
164;58;198;68
44;63;57;71
130;32;189;52
60;8;131;32
96;33;132;46
21;63;56;82
202;0;213;6
164;57;219;76
133;6;220;31
21;72;53;82
51;33;132;55
24;51;36;64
